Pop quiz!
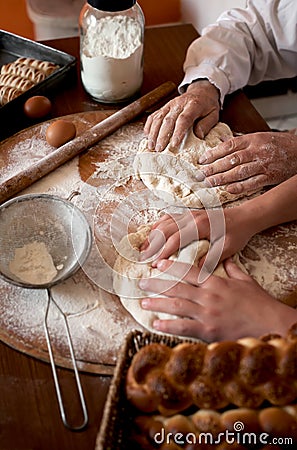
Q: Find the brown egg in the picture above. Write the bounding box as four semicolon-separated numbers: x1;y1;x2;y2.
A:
24;96;52;119
46;119;76;147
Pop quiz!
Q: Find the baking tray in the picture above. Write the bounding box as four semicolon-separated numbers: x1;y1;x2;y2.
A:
0;30;76;140
95;330;194;450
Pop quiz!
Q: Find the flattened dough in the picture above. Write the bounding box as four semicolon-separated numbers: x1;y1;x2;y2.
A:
113;225;230;334
133;122;253;208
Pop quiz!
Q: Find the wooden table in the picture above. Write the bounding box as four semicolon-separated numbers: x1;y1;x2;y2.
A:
0;24;269;450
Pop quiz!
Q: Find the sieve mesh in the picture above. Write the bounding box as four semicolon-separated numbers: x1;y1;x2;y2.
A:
0;193;91;430
0;194;92;288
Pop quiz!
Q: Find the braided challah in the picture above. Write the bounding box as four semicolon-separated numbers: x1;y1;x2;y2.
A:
14;57;58;76
126;324;297;416
0;74;35;91
0;62;46;83
0;85;22;104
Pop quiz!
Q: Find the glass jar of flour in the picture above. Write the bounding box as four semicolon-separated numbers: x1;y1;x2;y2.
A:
79;0;144;103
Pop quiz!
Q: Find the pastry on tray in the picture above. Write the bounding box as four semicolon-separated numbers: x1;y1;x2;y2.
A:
0;57;59;105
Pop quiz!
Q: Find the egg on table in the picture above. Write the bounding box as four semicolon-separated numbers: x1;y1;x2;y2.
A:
46;119;76;147
23;96;52;119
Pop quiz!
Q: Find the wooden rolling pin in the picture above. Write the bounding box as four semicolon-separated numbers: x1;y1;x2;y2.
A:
0;81;176;204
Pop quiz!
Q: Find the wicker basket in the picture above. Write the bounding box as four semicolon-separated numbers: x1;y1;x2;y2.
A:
95;330;195;450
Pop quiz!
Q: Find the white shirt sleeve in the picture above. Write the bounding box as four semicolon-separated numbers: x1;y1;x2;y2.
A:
179;0;297;104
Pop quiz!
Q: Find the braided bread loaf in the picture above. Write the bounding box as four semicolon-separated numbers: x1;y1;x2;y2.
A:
126;324;297;416
0;85;23;104
132;405;297;449
0;74;35;91
0;62;46;83
0;57;59;105
15;57;58;76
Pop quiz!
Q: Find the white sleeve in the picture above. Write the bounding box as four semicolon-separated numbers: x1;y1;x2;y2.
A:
179;0;297;104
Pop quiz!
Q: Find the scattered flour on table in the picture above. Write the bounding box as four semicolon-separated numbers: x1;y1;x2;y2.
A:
239;224;297;301
21;157;82;198
0;278;134;367
92;122;144;186
0;123;53;182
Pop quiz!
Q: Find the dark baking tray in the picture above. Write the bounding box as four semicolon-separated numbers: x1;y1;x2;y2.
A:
0;30;76;141
95;330;194;450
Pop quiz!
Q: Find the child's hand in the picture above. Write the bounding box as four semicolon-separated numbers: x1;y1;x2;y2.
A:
140;206;254;266
139;259;297;341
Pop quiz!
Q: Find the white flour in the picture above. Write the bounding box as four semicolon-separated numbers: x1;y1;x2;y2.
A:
9;241;57;285
0;123;53;182
81;15;143;102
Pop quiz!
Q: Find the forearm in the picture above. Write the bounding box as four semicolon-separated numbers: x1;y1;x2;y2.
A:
238;175;297;235
179;0;297;104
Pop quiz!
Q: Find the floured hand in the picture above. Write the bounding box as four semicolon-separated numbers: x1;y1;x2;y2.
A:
140;259;297;341
141;175;297;268
199;131;297;193
140;207;255;266
144;80;220;152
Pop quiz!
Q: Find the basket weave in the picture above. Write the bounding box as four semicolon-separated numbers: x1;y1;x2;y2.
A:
95;329;195;450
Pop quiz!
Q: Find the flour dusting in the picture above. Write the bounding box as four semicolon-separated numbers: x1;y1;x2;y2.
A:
240;224;297;301
0;117;296;374
9;241;57;285
0;123;53;182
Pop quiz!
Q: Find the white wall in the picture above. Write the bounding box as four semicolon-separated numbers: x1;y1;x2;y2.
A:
181;0;246;32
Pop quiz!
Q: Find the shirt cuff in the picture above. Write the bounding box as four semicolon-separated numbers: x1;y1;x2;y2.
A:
178;63;231;106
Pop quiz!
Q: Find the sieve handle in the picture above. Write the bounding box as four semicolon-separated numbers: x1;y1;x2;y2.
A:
0;81;176;205
44;289;88;431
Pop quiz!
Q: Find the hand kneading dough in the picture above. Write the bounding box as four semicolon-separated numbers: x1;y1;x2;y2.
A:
113;225;232;334
133;122;254;208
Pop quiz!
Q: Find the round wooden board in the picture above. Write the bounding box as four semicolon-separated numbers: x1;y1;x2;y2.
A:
0;110;148;375
0;112;296;375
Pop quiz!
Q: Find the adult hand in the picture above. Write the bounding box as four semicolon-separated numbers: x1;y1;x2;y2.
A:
199;131;297;194
140;207;255;266
144;80;220;152
139;259;297;341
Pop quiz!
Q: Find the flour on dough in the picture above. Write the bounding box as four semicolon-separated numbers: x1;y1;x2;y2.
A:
9;241;57;285
133;122;252;208
113;225;228;334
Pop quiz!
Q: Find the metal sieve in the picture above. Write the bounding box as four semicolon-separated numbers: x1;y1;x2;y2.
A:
0;193;92;430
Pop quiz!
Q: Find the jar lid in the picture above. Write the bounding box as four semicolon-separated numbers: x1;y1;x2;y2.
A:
87;0;137;11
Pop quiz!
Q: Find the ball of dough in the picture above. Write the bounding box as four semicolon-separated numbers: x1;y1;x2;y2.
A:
113;225;231;336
